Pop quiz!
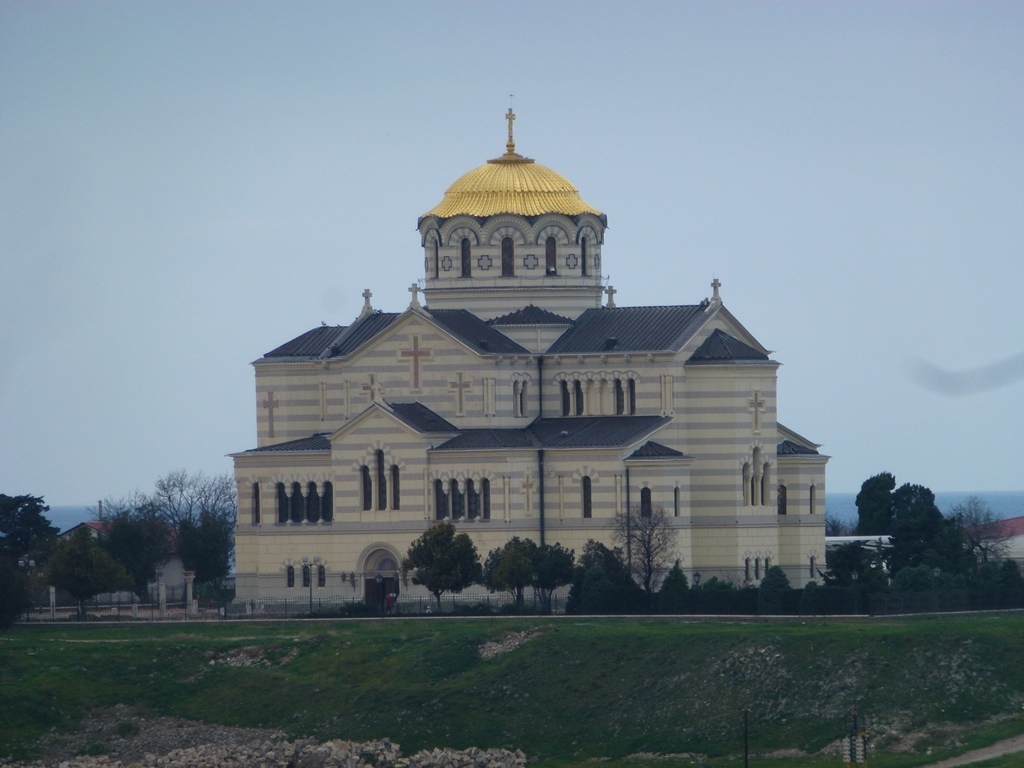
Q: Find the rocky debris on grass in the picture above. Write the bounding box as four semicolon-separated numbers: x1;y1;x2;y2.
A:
477;630;540;661
1;707;528;768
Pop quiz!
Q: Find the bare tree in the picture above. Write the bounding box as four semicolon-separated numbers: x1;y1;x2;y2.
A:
825;513;855;537
952;495;1009;567
153;470;236;530
612;505;677;602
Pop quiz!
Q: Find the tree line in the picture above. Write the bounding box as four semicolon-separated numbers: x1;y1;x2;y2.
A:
0;471;236;625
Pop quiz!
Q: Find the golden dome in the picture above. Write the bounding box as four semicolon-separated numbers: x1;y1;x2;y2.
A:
423;147;601;219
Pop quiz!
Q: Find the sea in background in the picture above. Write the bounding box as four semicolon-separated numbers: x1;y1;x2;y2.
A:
47;492;1024;533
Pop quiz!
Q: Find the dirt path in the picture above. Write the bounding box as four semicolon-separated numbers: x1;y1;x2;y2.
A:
920;733;1024;767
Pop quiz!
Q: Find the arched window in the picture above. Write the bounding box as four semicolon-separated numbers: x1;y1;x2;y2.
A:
561;380;571;416
674;486;680;517
518;380;527;418
501;237;515;276
277;483;288;523
306;482;320;523
777;485;787;515
361;466;372;511
628;379;636;414
513;380;522;417
809;555;817;578
461;238;471;277
302;564;311;588
251;483;260;525
742;464;752;506
322;482;333;522
317;565;326;588
745;558;751;581
286;565;295;588
433;239;439;278
481;478;491;520
640;487;652;517
615;379;625;415
467;479;478;519
290;482;303;523
761;462;771;507
582;476;592;518
765;557;771;571
376;450;387;510
545;236;557;275
751;448;762;505
809;484;817;515
434;479;447;520
450;479;463;519
392;465;400;510
581;237;588;276
754;558;761;580
574;380;584;416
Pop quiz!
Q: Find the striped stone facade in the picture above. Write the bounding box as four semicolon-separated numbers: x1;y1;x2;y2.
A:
231;133;829;603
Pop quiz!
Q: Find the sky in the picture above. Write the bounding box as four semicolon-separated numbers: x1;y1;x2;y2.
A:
1;2;1022;507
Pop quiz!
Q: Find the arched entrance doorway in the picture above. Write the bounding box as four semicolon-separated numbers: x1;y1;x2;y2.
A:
363;549;400;613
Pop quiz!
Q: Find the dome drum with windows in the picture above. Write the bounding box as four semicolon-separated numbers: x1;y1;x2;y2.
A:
419;110;608;321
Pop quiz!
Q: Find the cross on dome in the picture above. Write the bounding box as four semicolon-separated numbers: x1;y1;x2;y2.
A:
505;107;516;154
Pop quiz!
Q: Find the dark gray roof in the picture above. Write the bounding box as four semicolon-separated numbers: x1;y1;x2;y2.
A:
388;402;459;433
426;309;529;355
264;326;345;358
627;440;685;459
489;305;573;326
324;312;401;358
777;440;819;456
688;328;768;362
432;415;669;452
244;434;331;453
546;305;708;354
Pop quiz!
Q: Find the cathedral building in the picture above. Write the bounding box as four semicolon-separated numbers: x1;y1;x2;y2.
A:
230;113;828;604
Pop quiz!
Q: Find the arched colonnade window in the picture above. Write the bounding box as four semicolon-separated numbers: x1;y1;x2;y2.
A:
434;477;491;521
559;374;637;417
268;481;334;524
360;450;401;512
741;448;772;506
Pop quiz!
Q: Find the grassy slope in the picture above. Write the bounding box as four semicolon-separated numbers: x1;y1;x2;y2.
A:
2;615;1023;767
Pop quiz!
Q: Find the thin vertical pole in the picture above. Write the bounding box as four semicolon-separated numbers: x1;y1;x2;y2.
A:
744;709;749;768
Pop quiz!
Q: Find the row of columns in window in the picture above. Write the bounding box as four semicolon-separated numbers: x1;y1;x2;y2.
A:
437;236;591;279
776;484;818;515
285;563;326;588
434;478;492;521
362;450;400;511
248;482;335;525
560;376;636;417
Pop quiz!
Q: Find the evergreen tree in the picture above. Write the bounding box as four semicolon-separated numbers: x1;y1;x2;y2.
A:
657;563;689;613
855;472;896;535
403;521;481;609
45;528;131;620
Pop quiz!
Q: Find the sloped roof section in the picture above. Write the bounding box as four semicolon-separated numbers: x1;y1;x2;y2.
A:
432;415;669;452
777;440;819;456
489;305;573;326
688;328;769;363
388;402;459;433
427;309;529;355
627;440;685;459
325;312;401;358
244;434;332;453
264;325;345;358
546;305;707;354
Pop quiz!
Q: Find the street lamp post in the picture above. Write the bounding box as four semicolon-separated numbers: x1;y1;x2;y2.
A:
375;572;383;614
302;556;320;615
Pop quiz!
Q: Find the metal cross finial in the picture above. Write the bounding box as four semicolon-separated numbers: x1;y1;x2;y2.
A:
505;107;516;153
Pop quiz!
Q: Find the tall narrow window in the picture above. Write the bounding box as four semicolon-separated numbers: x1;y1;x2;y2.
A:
809;484;817;515
467;479;478;519
481;478;491;520
615;379;625;415
322;482;333;521
434;479;447;520
581;238;588;276
761;463;771;507
545;237;557;275
674;486;680;517
755;558;761;580
640;487;652;517
290;482;303;523
561;380;571;416
433;239;439;278
461;238;472;277
251;483;260;525
512;380;522;417
317;565;326;588
745;558;751;581
302;564;311;588
574;380;584;415
376;450;387;510
361;466;372;511
628;379;636;414
582;476;592;518
501;237;515;276
277;483;288;523
286;565;295;588
809;556;817;578
518;380;527;418
450;480;463;519
306;482;320;523
765;557;771;571
392;465;400;510
742;464;752;506
777;485;787;515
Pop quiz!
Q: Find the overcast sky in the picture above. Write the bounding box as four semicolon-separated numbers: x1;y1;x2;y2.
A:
2;2;1022;506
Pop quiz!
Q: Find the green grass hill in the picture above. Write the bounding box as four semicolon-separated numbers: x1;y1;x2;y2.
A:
2;614;1024;767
